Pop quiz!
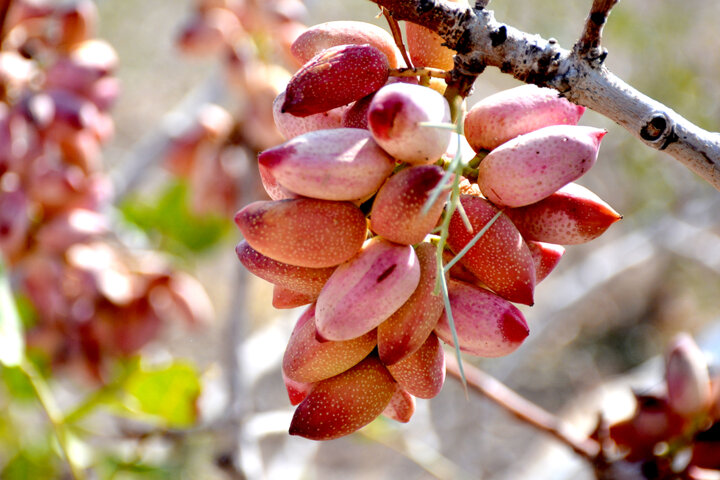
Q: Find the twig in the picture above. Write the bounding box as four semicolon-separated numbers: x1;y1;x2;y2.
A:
576;0;620;58
21;360;86;480
367;0;720;192
444;352;601;461
389;66;447;79
359;427;473;479
62;367;134;425
0;0;12;41
382;7;414;69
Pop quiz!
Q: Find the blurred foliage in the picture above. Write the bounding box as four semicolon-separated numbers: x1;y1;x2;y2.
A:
119;180;233;256
1;366;36;403
122;361;201;428
1;446;60;480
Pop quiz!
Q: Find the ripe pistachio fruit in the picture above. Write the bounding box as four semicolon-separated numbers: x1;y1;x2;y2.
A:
341;93;374;129
272;285;317;309
526;241;565;284
464;84;586;152
258;162;299;201
282;44;389;117
435;280;529;357
235;240;335;296
234;198;367;268
404;0;467;70
258;128;395;202
272;91;345;140
291;20;402;68
316;237;420;341
504;183;622;245
283;304;377;384
378;242;445;365
477;125;606;208
370;164;450;245
368;83;452;165
289;354;396;440
386;333;445;399
342;77;420;130
447;195;536;305
283;370;314;406
382;387;416;423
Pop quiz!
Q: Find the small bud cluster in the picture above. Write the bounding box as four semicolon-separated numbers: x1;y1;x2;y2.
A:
0;0;211;380
599;334;720;475
234;18;621;440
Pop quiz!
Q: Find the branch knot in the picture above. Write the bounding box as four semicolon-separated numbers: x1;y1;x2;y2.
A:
640;112;677;150
417;0;436;14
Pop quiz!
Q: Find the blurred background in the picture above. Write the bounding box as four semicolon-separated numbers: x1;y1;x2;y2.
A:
1;0;719;478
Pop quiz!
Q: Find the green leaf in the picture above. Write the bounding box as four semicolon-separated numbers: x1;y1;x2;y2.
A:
119;180;232;254
1;365;35;402
0;261;24;367
1;449;60;480
123;361;201;428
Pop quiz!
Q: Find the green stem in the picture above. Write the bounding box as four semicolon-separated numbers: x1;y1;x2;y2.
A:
20;360;86;480
62;367;133;425
63;387;116;425
443;85;465;125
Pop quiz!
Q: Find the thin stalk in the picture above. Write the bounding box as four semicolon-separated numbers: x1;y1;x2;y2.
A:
445;354;601;461
359;427;472;479
62;368;133;425
389;66;448;79
20;360;86;480
382;7;414;69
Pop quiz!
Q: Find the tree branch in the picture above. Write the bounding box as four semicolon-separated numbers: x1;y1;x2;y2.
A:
368;0;720;192
0;0;11;41
444;353;601;461
382;7;414;69
576;0;619;58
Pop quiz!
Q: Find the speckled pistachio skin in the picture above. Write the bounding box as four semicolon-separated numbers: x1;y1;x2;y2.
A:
377;242;444;365
282;44;389;117
435;280;529;358
258;128;395;202
289;354;396;440
370;165;449;245
368;83;451;165
386;333;445;399
235;240;336;295
526;240;565;284
234;198;367;268
382;387;415;423
283;303;377;384
316;236;420;341
504;182;622;245
291;21;402;68
273;90;346;140
464;84;586;152
477;125;606;208
447;195;536;305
